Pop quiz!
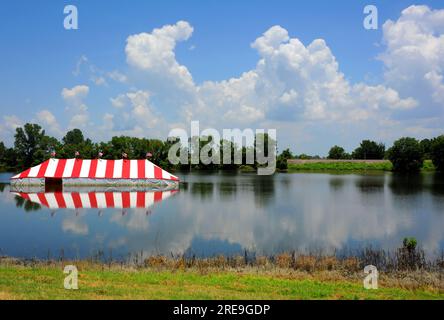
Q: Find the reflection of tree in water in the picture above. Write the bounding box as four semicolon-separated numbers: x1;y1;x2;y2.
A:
24;200;42;212
329;177;345;191
279;174;292;189
355;175;385;193
0;183;6;192
217;182;237;200
252;176;275;208
180;181;189;192
431;173;444;197
14;195;42;212
14;195;25;208
429;173;444;210
388;174;423;196
190;182;214;200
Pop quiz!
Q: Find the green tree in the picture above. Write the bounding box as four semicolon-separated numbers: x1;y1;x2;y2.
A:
195;135;219;170
33;135;61;163
14;123;54;168
1;147;18;170
276;155;288;170
280;148;293;160
419;138;433;159
254;133;277;168
328;145;349;160
148;139;169;166
275;148;293;171
352;140;385;159
430;135;444;171
0;141;5;157
0;142;5;167
297;154;308;159
0;141;7;170
62;128;84;145
387;137;424;172
219;139;241;170
59;129;94;158
107;136;135;158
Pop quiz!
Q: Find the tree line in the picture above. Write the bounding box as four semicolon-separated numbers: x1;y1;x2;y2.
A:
0;123;442;173
324;138;444;172
0;123;288;172
0;124;177;172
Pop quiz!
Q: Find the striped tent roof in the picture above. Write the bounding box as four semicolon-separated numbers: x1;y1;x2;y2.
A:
11;159;179;181
14;190;178;209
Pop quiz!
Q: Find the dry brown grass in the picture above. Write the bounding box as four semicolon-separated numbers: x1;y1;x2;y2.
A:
276;253;293;268
0;291;21;300
342;257;361;272
295;255;317;271
317;256;339;271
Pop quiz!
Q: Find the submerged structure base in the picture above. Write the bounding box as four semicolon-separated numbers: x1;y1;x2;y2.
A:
10;178;179;193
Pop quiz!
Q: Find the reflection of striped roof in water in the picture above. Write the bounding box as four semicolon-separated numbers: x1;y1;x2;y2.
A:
14;190;178;209
11;159;179;181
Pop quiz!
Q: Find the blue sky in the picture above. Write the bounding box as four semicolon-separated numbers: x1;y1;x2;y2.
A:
1;0;444;155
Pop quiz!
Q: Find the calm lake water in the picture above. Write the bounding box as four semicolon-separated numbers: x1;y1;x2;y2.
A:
1;171;444;260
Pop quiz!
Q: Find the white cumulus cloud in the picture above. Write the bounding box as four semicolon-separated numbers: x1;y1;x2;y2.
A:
35;110;63;137
380;5;444;120
125;20;195;92
61;85;90;129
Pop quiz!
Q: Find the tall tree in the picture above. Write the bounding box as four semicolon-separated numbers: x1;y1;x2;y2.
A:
0;141;5;161
328;145;350;159
0;141;6;170
14;124;48;168
431;135;444;172
63;128;84;145
419;138;433;159
280;148;294;160
387;137;424;172
352;140;385;159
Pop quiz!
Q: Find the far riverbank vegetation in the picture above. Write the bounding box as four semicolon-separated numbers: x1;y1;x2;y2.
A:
0;123;443;173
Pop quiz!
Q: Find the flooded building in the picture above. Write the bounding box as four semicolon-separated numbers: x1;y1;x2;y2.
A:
10;158;179;192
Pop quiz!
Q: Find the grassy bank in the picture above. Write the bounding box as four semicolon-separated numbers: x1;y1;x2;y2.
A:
0;255;443;300
0;263;443;300
287;160;435;172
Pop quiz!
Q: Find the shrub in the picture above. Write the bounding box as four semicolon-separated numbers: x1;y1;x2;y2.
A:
430;135;444;172
387;137;424;172
397;237;425;270
276;155;288;170
403;237;417;252
276;149;293;170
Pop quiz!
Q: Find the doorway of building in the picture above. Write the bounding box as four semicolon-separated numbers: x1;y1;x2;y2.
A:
45;178;63;192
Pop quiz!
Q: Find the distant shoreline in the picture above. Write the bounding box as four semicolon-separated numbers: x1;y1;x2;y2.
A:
287;159;436;172
0;159;438;176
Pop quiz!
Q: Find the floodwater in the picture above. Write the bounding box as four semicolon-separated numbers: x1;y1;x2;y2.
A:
0;171;444;260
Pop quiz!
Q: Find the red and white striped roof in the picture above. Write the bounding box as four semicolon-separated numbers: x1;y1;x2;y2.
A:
14;190;178;209
11;159;179;181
